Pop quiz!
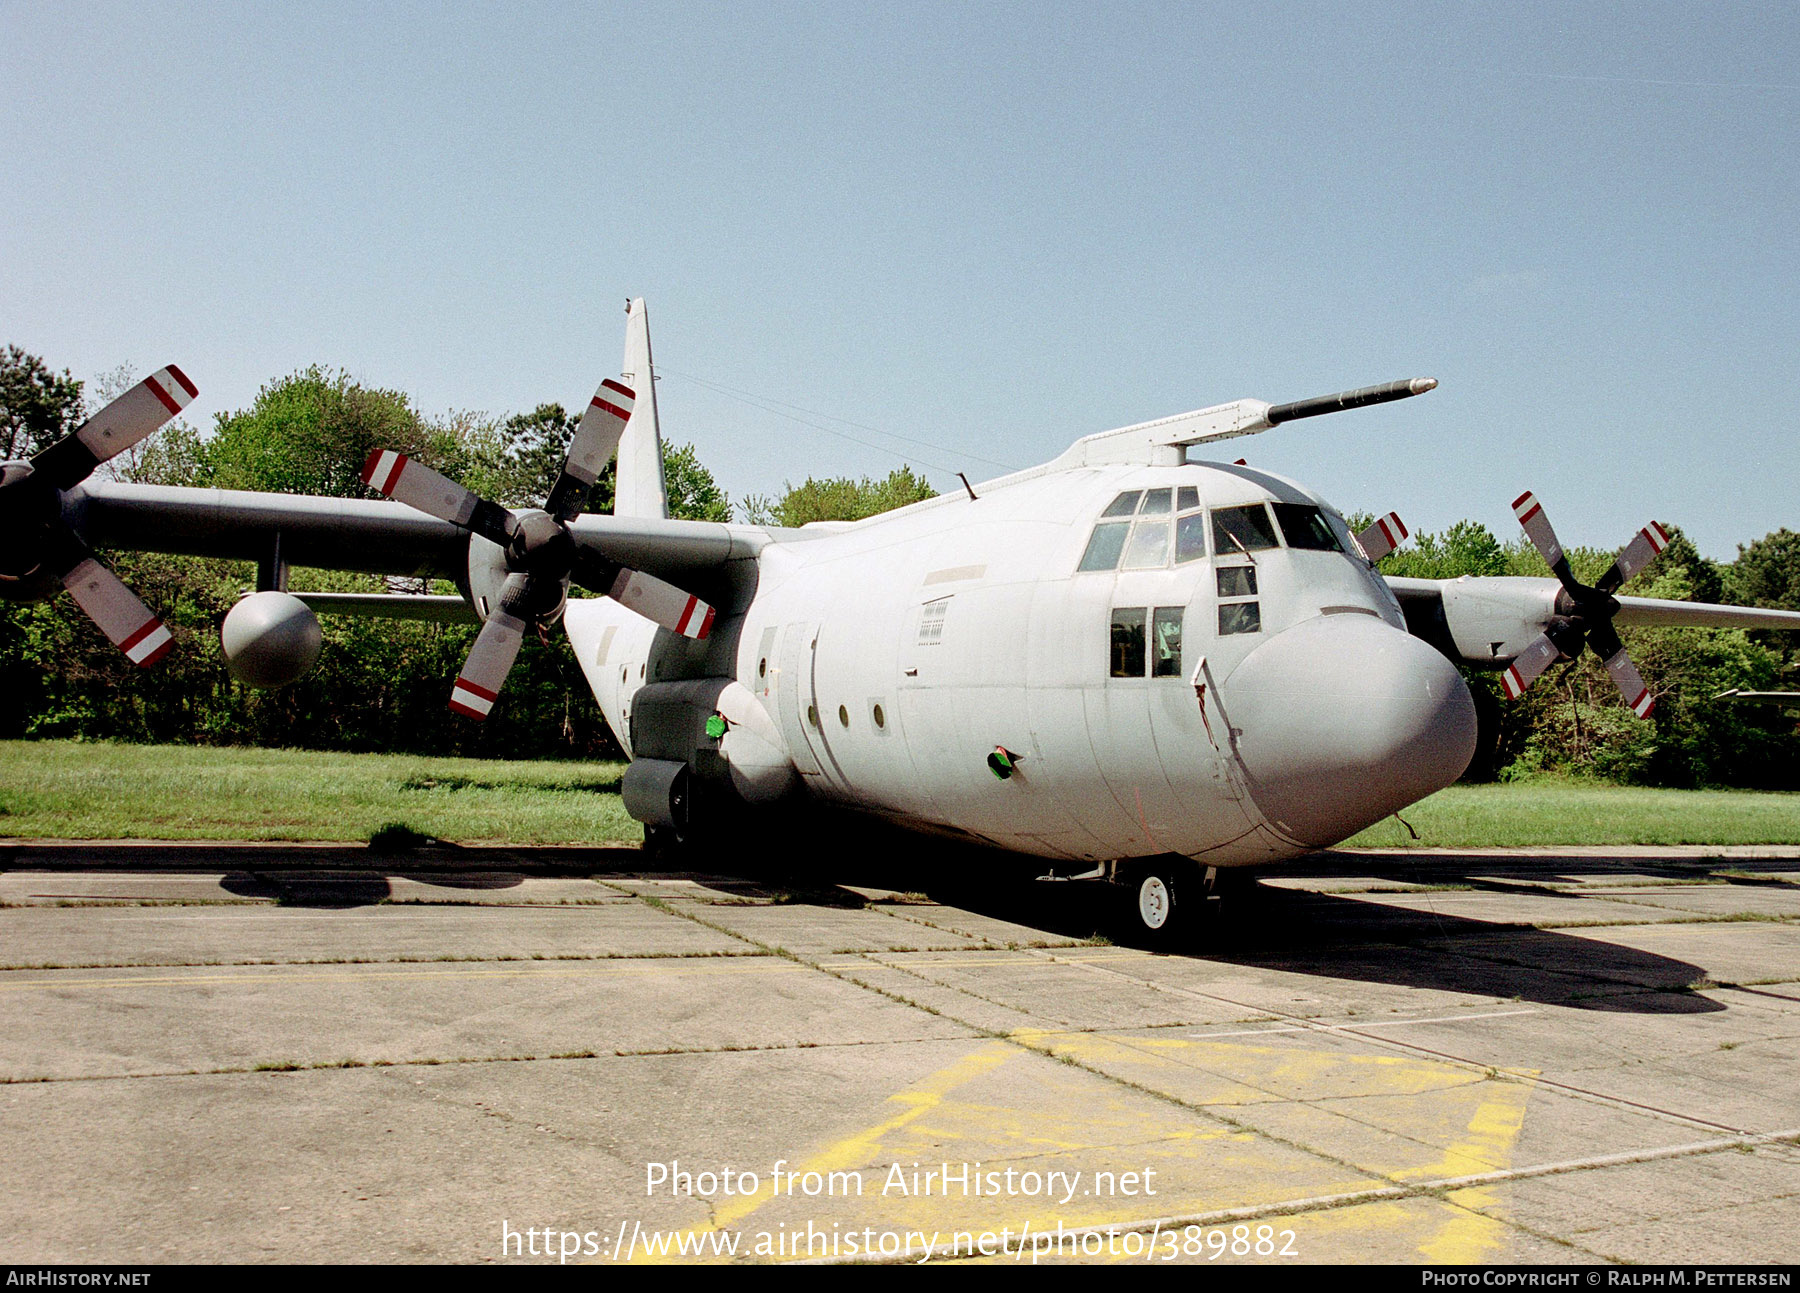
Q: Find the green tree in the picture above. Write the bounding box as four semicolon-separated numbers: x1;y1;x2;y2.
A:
663;442;731;522
1;346;84;460
1729;529;1800;612
741;466;936;526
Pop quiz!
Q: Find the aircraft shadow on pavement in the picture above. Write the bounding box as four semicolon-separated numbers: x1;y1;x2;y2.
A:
2;840;1737;1013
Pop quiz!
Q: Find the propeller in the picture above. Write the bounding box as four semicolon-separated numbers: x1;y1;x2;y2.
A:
1501;491;1669;718
1354;511;1409;563
362;377;716;720
1;366;196;666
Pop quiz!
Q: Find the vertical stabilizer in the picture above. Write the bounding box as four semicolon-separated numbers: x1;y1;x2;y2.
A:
615;298;669;518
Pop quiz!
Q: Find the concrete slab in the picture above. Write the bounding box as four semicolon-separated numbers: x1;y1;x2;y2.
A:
0;901;734;969
5;842;1800;1265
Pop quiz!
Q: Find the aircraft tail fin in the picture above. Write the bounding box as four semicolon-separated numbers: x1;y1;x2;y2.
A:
615;298;669;519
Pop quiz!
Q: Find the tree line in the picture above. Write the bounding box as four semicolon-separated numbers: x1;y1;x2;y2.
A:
3;346;1797;786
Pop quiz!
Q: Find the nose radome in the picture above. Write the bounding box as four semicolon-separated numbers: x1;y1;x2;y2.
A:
1222;614;1477;848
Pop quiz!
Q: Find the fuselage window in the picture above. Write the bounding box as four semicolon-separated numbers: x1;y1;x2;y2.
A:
1212;504;1279;555
1217;566;1256;598
1078;522;1131;571
1219;602;1262;635
1110;607;1146;677
1216;564;1260;636
1101;491;1142;518
1152;607;1183;676
1271;502;1343;552
918;597;950;644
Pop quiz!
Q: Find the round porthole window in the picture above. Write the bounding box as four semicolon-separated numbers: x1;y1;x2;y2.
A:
872;703;885;729
807;704;819;728
757;658;767;678
838;704;849;727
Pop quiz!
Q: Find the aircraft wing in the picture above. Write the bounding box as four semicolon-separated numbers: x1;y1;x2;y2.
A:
1384;574;1800;670
66;481;769;607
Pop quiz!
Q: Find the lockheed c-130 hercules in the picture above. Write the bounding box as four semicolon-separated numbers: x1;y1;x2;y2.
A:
7;299;1800;941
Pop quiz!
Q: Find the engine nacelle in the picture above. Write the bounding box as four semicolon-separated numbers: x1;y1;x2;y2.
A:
1436;576;1562;666
220;591;323;688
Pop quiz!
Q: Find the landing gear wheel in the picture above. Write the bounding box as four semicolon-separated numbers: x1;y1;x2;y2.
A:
1121;862;1190;948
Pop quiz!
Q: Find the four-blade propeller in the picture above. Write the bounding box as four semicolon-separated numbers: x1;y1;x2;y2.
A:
362;377;715;720
1;366;197;667
1501;491;1670;717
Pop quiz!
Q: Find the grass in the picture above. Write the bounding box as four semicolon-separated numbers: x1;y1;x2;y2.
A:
0;741;637;844
1343;778;1800;848
0;741;1797;848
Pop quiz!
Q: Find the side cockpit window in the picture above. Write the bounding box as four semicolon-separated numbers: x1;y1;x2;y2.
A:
1271;502;1343;552
1081;488;1209;572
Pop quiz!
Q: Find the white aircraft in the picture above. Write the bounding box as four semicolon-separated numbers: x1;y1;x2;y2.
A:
9;300;1800;942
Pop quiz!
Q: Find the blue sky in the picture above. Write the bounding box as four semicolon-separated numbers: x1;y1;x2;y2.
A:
4;1;1795;558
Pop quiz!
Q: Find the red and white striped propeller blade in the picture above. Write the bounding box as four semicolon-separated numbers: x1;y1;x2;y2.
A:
61;557;173;667
448;611;526;720
1512;491;1569;574
1354;512;1409;562
1601;645;1655;719
608;569;715;640
547;379;634;521
1596;522;1671;596
33;365;198;489
361;449;517;547
1500;632;1563;700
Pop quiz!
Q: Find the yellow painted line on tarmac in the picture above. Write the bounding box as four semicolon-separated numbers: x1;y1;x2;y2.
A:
0;957;810;992
616;1040;1019;1264
1409;1074;1537;1264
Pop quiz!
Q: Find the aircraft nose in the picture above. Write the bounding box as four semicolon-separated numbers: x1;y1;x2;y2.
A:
1222;614;1477;847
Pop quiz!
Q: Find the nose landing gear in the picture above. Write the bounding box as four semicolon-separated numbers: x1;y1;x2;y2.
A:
1118;860;1242;948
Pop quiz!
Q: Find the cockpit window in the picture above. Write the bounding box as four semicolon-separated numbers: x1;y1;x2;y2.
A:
1078;521;1131;571
1082;484;1209;571
1211;504;1279;555
1174;512;1207;564
1271;502;1343;552
1120;515;1171;569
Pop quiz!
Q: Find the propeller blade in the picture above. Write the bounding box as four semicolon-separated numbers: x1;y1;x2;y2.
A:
1354;511;1408;562
448;610;527;719
61;555;173;666
1583;621;1655;719
1600;644;1655;718
32;365;198;489
546;379;635;522
1511;491;1581;596
1500;631;1563;700
608;568;715;640
361;450;517;547
1595;521;1671;596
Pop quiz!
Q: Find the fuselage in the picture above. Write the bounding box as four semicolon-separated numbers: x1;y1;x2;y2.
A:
569;459;1477;867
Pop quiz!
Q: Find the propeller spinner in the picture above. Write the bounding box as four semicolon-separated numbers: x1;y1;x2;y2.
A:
0;366;196;667
1501;491;1670;718
362;378;715;720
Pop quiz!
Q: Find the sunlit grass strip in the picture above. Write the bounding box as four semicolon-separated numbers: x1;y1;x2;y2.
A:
1345;779;1800;848
0;741;636;844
